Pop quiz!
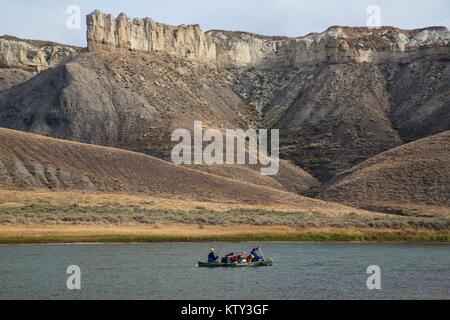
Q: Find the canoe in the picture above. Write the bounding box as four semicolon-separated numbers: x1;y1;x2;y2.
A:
198;258;273;267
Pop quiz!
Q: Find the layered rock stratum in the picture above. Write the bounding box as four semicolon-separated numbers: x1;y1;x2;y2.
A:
86;10;449;67
86;11;216;63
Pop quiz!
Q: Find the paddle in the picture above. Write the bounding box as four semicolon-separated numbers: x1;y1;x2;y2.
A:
259;246;265;261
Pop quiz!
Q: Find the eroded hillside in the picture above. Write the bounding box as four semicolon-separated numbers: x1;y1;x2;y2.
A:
320;131;450;217
0;49;256;157
0;10;448;186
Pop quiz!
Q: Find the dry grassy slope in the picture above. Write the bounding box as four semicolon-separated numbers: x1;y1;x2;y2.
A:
0;127;363;215
189;159;320;194
320;131;450;216
0;49;256;158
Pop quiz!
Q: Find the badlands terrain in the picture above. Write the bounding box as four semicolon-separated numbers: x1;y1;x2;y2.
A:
0;10;448;242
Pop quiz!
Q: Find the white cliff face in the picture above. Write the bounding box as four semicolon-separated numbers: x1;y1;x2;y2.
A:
284;26;450;66
0;36;78;72
87;11;216;63
407;28;450;48
206;31;287;68
86;11;450;69
0;37;78;72
210;26;450;68
0;39;47;71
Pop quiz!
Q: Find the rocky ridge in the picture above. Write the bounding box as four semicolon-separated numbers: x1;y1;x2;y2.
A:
86;11;216;63
209;26;450;67
87;11;449;68
0;35;79;71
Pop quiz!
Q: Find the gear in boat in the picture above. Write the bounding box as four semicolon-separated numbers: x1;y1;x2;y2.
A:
198;247;273;267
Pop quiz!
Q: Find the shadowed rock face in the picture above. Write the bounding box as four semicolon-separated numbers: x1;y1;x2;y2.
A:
262;63;404;181
218;26;450;181
228;60;449;181
0;10;449;185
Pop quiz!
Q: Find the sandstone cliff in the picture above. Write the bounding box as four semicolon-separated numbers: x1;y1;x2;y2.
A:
209;26;450;67
0;35;79;91
86;10;216;63
86;11;449;68
291;26;449;65
0;35;79;71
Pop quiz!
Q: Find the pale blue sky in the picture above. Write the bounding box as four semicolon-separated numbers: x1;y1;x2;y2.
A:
1;0;449;46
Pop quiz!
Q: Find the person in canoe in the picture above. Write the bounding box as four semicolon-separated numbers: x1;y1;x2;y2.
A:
250;247;264;261
221;252;234;263
208;248;219;263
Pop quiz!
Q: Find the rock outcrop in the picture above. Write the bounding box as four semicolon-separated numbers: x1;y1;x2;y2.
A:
209;26;450;68
86;10;216;63
207;31;288;68
208;25;450;181
0;35;79;92
292;26;450;65
0;35;78;72
86;11;449;68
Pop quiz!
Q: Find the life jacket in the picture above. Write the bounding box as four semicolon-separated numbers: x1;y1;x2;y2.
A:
208;252;217;262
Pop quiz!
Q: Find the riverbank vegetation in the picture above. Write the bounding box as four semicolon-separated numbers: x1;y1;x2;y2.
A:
0;225;449;244
0;190;448;243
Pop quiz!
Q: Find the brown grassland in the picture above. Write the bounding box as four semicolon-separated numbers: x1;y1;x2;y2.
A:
0;189;448;243
1;224;449;244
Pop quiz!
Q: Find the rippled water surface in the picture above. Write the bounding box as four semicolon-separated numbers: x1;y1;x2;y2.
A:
1;242;449;299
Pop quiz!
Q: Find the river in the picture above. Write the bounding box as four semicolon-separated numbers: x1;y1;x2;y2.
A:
0;242;449;299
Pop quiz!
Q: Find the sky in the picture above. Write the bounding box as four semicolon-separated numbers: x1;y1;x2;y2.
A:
1;0;449;46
